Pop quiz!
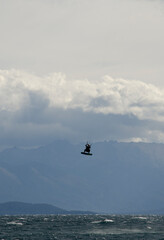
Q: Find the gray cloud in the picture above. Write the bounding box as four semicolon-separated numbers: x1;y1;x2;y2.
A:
0;69;164;146
1;69;164;120
1;0;164;146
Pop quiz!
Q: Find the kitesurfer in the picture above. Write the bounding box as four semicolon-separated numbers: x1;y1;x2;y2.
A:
81;142;92;155
84;143;91;153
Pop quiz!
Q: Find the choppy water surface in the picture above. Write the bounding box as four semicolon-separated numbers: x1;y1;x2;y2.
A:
0;215;164;240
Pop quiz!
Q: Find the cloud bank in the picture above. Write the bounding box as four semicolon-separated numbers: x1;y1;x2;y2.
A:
1;69;164;120
0;69;164;146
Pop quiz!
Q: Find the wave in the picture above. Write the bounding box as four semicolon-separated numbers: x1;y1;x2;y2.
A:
92;218;114;224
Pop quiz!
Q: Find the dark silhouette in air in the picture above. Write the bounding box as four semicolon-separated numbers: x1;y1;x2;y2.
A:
81;142;92;156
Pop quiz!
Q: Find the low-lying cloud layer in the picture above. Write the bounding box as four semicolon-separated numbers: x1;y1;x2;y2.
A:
0;69;164;146
1;69;164;120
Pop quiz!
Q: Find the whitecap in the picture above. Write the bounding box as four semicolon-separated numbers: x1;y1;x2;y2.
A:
7;221;23;226
134;216;147;220
103;219;114;223
147;226;152;229
92;219;114;224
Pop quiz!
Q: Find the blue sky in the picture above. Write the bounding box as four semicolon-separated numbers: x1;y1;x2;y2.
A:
0;0;164;147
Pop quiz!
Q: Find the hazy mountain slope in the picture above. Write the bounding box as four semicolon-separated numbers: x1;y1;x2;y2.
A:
0;201;95;215
0;141;164;214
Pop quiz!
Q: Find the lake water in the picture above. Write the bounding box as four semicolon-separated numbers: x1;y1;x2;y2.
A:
1;215;164;239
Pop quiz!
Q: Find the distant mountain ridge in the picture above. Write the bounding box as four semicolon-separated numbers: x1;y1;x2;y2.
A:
0;140;164;214
0;202;95;215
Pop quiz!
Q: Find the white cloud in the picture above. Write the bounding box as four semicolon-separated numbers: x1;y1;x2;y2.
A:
1;69;164;121
1;0;164;146
1;69;164;146
119;137;148;143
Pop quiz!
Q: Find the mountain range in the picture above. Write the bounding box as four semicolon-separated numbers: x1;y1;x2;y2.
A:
0;140;164;214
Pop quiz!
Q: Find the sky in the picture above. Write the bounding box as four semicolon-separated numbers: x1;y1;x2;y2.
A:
0;0;164;147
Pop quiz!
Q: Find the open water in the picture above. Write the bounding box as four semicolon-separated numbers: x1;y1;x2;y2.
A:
0;215;164;240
